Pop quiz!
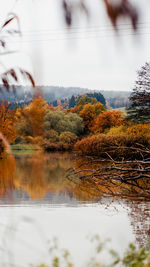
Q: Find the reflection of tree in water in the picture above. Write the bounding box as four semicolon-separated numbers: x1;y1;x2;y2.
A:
0;153;150;246
66;175;102;201
0;155;15;198
44;154;103;201
73;157;150;246
125;199;150;246
73;157;150;199
13;153;103;201
1;153;148;203
14;153;47;199
14;153;76;199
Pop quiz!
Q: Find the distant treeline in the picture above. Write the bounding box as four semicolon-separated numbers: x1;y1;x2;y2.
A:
0;85;130;109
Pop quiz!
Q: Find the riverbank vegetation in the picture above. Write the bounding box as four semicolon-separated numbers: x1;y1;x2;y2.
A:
74;123;150;159
75;63;150;161
0;63;150;166
1;83;149;197
0;84;150;159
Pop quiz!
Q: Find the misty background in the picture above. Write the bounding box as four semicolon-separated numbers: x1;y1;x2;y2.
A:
0;0;150;91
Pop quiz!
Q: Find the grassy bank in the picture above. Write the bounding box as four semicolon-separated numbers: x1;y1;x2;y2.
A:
11;144;42;155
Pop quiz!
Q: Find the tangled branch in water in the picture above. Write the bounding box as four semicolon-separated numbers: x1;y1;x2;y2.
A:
68;148;150;198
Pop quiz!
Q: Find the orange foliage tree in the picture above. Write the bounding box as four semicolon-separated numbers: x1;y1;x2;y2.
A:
17;98;48;138
79;103;106;132
92;110;127;133
0;101;16;144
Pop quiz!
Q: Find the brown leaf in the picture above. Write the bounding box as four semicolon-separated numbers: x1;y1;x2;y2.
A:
62;0;72;26
20;69;35;87
2;76;9;91
104;0;138;30
9;69;18;82
0;40;6;48
25;71;35;88
2;16;16;28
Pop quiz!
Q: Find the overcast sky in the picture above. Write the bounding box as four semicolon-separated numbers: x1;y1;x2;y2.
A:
0;0;150;91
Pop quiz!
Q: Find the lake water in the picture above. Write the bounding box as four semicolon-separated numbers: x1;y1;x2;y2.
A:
0;152;149;267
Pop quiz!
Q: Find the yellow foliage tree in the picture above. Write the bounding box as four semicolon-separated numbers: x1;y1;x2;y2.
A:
18;98;48;138
79;103;106;131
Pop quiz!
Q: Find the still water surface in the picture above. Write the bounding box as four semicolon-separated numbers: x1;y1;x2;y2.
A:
0;152;149;266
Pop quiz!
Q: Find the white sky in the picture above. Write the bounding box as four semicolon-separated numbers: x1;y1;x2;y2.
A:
0;0;150;91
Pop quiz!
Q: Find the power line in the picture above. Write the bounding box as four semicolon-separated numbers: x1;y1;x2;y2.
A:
17;21;150;34
16;25;150;37
2;21;150;40
1;23;150;44
5;31;150;43
2;25;150;41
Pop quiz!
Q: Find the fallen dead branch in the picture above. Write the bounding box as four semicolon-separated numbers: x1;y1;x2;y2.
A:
68;149;150;198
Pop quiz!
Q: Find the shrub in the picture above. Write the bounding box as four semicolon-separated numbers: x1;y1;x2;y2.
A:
107;125;128;135
44;111;84;136
45;130;59;142
24;136;34;144
15;136;27;144
107;123;150;138
59;131;77;144
25;136;44;145
126;123;150;137
74;134;150;160
42;141;72;152
32;136;45;145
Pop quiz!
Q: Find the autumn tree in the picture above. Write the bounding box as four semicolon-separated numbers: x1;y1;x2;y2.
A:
59;131;77;144
127;62;150;123
0;101;16;143
87;92;106;106
17;98;48;138
79;103;106;132
92;110;127;133
71;95;99;114
77;95;98;106
44;110;84;136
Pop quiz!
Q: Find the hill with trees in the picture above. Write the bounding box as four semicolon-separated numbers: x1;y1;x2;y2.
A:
0;85;130;109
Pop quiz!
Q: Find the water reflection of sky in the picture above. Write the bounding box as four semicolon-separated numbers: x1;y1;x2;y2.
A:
0;205;133;267
0;152;149;266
